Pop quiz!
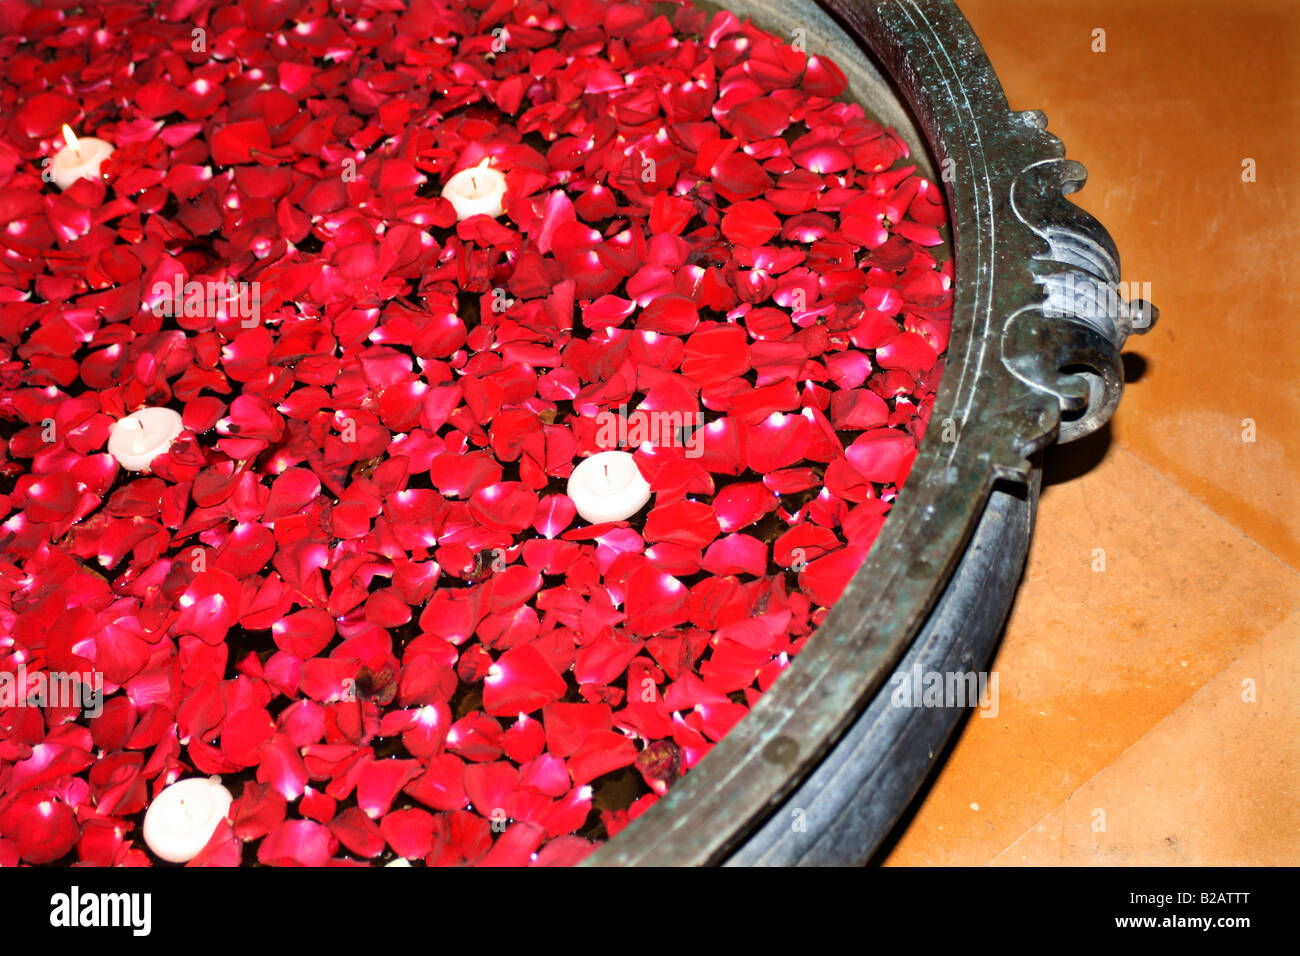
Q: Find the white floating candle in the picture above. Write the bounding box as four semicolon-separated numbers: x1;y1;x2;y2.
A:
441;158;507;220
142;776;233;863
567;451;652;524
107;407;184;472
50;124;114;191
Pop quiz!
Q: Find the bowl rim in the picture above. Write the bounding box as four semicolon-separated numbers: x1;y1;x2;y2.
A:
590;0;1152;866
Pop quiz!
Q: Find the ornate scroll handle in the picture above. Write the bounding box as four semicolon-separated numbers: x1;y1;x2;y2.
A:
1003;141;1158;444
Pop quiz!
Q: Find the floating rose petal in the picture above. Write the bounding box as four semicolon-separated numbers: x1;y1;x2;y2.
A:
532;494;576;539
329;808;386;859
839;193;889;248
504;715;547;765
746;412;814;473
721;200;781;246
519;754;572;799
710;150;769;201
542;702;614;759
574;633;644;686
637;295;700;336
701;639;772;693
774;522;843;567
623;565;689;636
469;482;537;533
478;821;547;867
712;482;779;531
800;545;872;607
791;132;852;173
257;819;337;867
482;645;567;717
803;55;848;97
175;570;243;645
701;534;768;576
826;351;873;390
221;707;276;767
463;761;519;820
231;782;288;842
846;428;918;484
187;821;242;868
876;331;939;375
381;808;436;860
356;760;423;819
583;295;637;332
682;324;750;386
643;500;721;549
831;389;891;430
568;731;639;786
0;790;79;864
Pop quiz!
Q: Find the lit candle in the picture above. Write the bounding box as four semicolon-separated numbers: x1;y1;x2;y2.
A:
567;451;652;524
142;776;233;863
441;158;507;220
107;407;184;472
50;124;114;191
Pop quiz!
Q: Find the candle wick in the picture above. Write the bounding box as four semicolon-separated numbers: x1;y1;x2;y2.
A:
131;418;147;454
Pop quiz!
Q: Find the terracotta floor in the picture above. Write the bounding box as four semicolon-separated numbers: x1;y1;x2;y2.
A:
883;0;1300;866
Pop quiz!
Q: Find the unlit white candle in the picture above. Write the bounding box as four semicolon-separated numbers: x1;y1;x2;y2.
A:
50;124;114;191
142;776;233;863
441;158;507;220
107;407;183;471
567;451;652;524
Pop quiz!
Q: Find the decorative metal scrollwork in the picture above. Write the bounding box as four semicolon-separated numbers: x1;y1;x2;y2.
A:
1004;150;1157;443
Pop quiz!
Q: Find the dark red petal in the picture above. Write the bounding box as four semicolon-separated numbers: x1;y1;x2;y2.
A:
802;55;848;97
329;807;386;859
637;295;700;335
721;200;781;246
568;731;638;786
380;807;436;860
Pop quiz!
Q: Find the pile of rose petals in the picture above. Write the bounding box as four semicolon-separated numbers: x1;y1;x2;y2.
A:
0;0;951;866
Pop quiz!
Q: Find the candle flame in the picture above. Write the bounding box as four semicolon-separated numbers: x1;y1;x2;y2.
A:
62;124;81;157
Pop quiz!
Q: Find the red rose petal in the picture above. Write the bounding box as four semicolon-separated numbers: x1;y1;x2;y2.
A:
381;807;436;860
482;645;567;717
356;760;423;819
329;807;386;859
721;200;781;246
846;428;917;484
0;790;79;864
568;731;639;786
257;820;337;867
